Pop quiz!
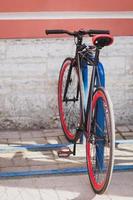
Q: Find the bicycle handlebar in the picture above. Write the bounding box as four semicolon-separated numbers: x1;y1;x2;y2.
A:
88;29;110;35
46;30;69;35
45;29;110;37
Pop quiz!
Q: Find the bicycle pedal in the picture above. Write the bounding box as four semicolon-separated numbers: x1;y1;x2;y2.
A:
58;147;73;158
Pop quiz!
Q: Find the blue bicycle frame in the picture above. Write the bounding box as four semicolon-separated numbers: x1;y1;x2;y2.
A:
82;61;105;169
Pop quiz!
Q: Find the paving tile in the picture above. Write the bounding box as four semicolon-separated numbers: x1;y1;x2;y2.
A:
122;132;133;139
27;155;56;167
115;132;124;140
39;189;59;200
115;127;118;133
29;163;59;171
58;135;69;144
19;131;33;139
108;172;133;199
20;138;37;145
0;186;8;200
0;158;14;168
20;137;47;145
0;166;30;172
42;129;64;137
14;177;36;188
0;178;18;187
57;162;86;171
0;171;132;200
46;136;60;144
29;165;47;171
24;151;47;159
0;139;8;144
0;126;133;197
0;152;17;159
116;125;130;133
12;157;29;167
128;125;133;132
33;176;56;188
6;187;23;200
56;189;80;200
31;137;47;144
31;130;44;138
55;174;94;200
92;195;111;200
7;138;22;145
0;131;20;139
18;187;42;200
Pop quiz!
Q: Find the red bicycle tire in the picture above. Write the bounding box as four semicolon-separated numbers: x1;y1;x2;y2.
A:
58;58;81;142
86;88;115;194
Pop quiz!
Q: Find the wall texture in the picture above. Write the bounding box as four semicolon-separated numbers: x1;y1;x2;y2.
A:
0;36;132;129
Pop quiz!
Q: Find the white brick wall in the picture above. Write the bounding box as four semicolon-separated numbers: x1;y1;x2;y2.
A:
0;37;132;129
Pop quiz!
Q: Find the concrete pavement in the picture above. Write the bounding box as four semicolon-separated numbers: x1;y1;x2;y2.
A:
0;172;133;200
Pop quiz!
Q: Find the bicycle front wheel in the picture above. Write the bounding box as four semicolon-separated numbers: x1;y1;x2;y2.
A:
58;58;81;142
86;88;115;194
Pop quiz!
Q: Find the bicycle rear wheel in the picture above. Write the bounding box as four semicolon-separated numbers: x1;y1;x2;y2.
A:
58;58;81;142
86;88;115;194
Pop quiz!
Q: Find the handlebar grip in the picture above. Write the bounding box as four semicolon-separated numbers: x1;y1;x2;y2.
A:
89;29;110;35
45;29;66;35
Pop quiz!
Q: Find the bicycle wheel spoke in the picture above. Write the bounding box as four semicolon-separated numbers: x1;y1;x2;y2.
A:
59;59;81;141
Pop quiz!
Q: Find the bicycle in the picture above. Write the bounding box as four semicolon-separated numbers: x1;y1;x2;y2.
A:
45;29;115;194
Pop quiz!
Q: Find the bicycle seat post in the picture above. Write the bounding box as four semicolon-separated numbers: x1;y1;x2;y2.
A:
94;48;100;66
76;34;83;47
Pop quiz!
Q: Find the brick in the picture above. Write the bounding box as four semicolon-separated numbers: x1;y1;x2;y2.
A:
102;56;126;75
47;39;75;57
0;42;6;59
6;40;48;58
108;37;133;56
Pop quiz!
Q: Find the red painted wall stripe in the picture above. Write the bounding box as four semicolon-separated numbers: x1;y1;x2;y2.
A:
0;0;133;12
0;19;132;38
